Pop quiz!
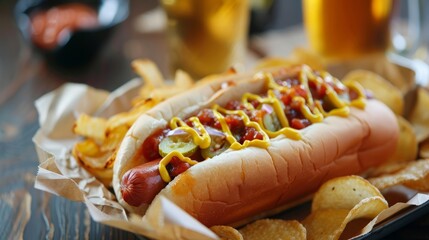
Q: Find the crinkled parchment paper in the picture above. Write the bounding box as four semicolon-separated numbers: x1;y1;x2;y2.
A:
32;79;218;240
33;59;429;239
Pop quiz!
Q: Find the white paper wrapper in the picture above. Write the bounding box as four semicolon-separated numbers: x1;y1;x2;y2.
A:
33;79;218;240
355;187;429;238
33;71;429;239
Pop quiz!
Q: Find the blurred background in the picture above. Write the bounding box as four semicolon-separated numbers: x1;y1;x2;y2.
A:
0;0;304;88
3;0;429;85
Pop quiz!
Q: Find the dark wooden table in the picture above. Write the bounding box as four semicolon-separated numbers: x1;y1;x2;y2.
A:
1;0;428;239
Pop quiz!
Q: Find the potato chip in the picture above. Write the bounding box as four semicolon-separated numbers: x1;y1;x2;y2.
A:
386;115;417;163
239;219;306;240
346;196;388;220
100;125;128;152
324;53;412;94
74;117;130;186
374;55;414;94
73;114;107;141
369;159;429;191
73;141;110;169
404;174;429;191
312;175;383;211
409;87;429;143
72;139;114;186
367;161;410;178
74;122;125;164
302;209;349;240
290;48;326;71
419;138;429;159
238;176;387;240
342;70;404;115
210;225;243;240
253;57;296;70
303;197;388;240
252;48;326;71
73;139;100;158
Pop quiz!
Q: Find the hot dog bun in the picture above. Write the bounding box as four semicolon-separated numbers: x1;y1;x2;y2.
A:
113;66;399;226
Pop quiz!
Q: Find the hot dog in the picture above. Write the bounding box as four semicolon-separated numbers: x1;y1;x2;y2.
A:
112;65;399;227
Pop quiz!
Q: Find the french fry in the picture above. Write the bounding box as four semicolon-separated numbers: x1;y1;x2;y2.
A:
72;59;202;186
107;98;158;130
174;69;194;88
132;59;165;88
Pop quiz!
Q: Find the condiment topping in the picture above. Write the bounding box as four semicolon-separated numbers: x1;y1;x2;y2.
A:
30;3;99;49
142;65;366;183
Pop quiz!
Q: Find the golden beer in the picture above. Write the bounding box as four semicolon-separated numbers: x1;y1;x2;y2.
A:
303;0;394;59
161;0;249;79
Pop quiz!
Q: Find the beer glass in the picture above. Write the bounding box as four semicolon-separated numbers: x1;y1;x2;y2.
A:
391;0;428;62
303;0;394;59
161;0;249;79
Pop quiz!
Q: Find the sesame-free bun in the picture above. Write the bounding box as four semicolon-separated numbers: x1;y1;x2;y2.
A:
113;66;399;226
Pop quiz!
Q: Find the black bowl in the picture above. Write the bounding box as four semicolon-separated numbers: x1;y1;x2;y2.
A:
15;0;129;68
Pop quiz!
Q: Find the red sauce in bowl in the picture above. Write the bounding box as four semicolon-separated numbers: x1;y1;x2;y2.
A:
30;3;99;49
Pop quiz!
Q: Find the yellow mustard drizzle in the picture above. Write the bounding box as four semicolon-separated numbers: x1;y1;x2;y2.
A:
315;101;350;117
265;70;324;123
169;117;211;149
213;105;270;150
293;96;324;123
158;66;367;182
242;91;290;128
345;81;367;109
299;66;316;106
159;151;199;182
